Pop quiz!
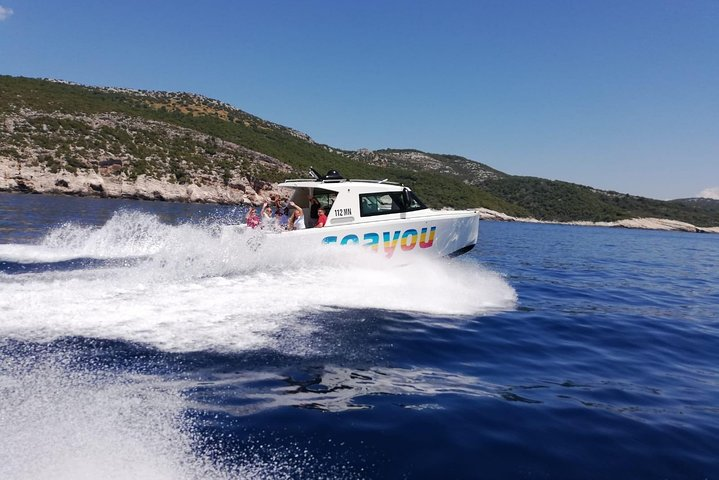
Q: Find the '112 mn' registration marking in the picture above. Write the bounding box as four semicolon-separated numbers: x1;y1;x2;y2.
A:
334;208;352;217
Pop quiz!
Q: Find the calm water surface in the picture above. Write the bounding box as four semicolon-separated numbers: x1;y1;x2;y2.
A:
1;192;718;479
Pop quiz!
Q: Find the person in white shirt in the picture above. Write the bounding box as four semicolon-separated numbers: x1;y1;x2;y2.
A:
287;201;306;230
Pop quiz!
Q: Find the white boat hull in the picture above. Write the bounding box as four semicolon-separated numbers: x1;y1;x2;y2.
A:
225;210;479;259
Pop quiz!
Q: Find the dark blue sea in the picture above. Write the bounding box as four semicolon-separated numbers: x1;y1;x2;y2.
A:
1;192;718;480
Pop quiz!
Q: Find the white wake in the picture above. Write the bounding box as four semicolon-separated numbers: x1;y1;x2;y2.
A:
0;212;517;353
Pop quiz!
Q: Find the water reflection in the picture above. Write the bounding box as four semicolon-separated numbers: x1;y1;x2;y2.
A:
189;366;504;415
187;364;707;426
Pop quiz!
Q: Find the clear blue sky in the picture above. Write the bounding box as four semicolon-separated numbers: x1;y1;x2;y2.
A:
1;0;718;199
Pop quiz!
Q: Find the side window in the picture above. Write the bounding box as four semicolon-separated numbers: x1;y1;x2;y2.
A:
313;190;337;212
359;191;427;217
406;192;425;210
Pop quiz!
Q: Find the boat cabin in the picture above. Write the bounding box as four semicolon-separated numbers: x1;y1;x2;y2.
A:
280;169;428;228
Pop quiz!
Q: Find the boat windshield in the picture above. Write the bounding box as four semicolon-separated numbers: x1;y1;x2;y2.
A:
359;191;427;217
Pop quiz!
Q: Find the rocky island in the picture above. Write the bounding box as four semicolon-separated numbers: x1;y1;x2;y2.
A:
1;76;718;233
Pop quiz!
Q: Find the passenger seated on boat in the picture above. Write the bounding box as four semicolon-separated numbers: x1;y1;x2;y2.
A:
261;203;272;221
315;206;328;228
245;206;260;229
360;197;377;215
287;201;306;231
260;203;280;230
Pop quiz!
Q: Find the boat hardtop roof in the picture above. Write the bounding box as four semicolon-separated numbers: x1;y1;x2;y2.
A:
279;168;410;194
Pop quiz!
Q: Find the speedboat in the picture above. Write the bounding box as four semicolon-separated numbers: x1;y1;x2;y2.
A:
229;169;479;259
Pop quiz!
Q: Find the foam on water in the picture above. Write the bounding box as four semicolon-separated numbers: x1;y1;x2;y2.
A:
0;211;175;263
0;345;359;480
0;213;517;352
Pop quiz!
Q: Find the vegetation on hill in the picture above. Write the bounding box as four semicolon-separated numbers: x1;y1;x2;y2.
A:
350;148;505;185
482;177;719;226
0;75;518;211
1;75;717;226
349;146;719;226
671;197;719;211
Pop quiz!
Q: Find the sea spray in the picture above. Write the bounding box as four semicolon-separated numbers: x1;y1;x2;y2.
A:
0;342;363;480
0;213;516;352
0;211;175;263
0;343;221;480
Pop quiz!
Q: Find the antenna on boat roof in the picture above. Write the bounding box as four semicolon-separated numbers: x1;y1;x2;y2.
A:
308;167;321;179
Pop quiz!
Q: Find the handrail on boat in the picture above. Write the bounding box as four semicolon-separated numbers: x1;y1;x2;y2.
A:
280;178;401;186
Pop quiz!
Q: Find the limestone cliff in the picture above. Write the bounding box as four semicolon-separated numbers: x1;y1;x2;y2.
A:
0;108;290;204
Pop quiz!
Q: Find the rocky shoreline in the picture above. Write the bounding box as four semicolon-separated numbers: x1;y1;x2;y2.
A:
0;160;288;205
476;208;719;234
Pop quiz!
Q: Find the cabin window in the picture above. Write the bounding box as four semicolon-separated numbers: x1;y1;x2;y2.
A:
359;191;427;217
312;189;337;211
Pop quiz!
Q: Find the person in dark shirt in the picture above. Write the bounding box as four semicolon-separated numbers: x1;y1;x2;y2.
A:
308;196;320;227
